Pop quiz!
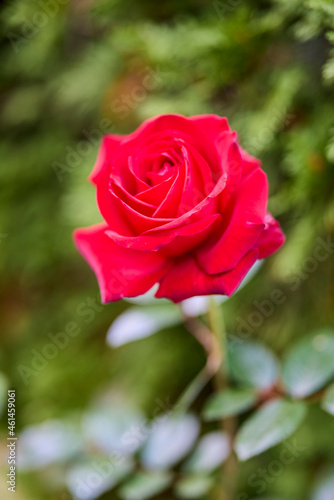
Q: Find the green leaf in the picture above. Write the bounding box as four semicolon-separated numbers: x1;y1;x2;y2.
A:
322;384;334;416
311;469;334;500
20;420;81;470
183;432;229;473
228;340;279;389
67;456;133;500
83;399;144;456
235;399;306;461
203;388;258;420
282;330;334;398
175;475;214;499
141;414;199;469
107;305;182;347
119;471;173;500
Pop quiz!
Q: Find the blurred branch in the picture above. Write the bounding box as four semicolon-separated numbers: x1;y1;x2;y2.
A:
175;310;222;415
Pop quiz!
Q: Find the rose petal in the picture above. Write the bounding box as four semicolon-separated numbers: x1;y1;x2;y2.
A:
106;168;227;251
155;249;259;303
128;114;221;178
177;142;212;215
160;214;222;257
106;214;221;255
135;171;179;205
147;170;227;233
97;165;174;233
133;139;182;186
111;179;156;218
89;135;124;185
96;171;135;236
190;114;230;139
239;147;262;176
219;139;243;211
128;155;151;192
256;213;285;259
115;196;174;233
153;164;186;218
73;223;170;302
197;167;268;274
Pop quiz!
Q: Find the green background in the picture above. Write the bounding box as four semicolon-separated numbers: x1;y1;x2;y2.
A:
0;0;334;499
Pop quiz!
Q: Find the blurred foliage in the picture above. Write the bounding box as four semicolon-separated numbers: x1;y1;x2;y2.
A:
0;0;334;499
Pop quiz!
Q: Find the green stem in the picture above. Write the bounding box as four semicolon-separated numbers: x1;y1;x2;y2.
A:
175;313;222;415
207;297;238;500
207;297;228;388
177;300;238;499
174;364;213;415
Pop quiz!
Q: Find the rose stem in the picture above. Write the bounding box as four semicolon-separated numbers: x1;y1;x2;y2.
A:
207;297;238;500
175;300;238;499
175;309;222;415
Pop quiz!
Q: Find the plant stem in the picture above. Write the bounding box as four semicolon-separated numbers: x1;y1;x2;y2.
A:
175;311;222;415
175;363;213;415
177;300;239;499
207;297;227;388
207;297;238;500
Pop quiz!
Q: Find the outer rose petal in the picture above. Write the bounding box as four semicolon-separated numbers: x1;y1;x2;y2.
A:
191;115;241;193
197;167;268;274
155;249;259;303
256;213;285;259
218;139;242;211
89;134;124;185
190;114;230;144
73;223;170;302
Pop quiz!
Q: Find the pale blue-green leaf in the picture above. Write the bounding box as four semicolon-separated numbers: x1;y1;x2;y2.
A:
321;383;334;416
282;330;334;398
203;388;258;420
228;340;279;389
183;432;229;473
82;398;144;456
141;414;200;470
66;456;133;500
175;475;214;499
311;468;334;500
107;305;181;347
181;295;228;317
235;399;307;461
119;471;173;500
18;420;81;470
124;284;169;305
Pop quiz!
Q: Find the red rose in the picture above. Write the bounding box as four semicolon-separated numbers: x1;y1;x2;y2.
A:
74;114;285;303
